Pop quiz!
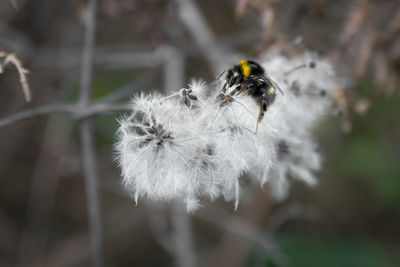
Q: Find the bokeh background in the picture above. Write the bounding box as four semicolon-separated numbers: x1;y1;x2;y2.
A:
0;0;399;266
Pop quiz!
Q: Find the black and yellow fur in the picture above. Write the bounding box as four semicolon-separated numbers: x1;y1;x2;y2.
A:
220;60;281;133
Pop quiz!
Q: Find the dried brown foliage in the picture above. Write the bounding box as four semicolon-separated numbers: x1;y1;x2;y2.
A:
0;51;31;102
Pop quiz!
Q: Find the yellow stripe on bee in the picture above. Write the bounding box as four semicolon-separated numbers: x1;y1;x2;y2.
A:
268;87;275;94
239;60;251;77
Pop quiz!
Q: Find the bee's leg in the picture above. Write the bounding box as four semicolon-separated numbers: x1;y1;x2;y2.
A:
255;100;268;134
222;86;250;105
255;110;265;134
221;82;227;93
237;89;249;96
221;94;233;105
222;86;240;105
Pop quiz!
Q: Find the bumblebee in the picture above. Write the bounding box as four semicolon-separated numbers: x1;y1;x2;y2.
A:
219;60;282;134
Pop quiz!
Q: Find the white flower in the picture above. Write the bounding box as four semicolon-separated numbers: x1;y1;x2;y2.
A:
267;137;321;200
115;52;340;211
116;93;216;210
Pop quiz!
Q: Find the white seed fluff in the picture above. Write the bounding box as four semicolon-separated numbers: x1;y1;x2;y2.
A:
115;52;340;212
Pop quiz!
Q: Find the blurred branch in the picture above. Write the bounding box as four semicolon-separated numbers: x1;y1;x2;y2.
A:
7;0;18;10
265;204;320;233
25;27;260;71
14;33;79;263
79;1;97;104
160;43;197;267
196;206;287;266
16;118;74;267
111;189;197;267
234;0;279;52
77;1;104;267
0;103;131;128
95;48;165;69
102;181;315;267
79;121;104;267
171;203;197;267
102;179;291;266
0;104;74;127
339;0;369;46
177;0;241;72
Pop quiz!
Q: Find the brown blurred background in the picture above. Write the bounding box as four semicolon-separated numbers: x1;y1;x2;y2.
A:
0;0;399;266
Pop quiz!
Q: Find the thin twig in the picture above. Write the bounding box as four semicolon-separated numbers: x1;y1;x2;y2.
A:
0;52;31;102
144;202;176;255
0;104;74;127
177;0;239;73
79;121;104;267
77;0;104;267
101;180;287;266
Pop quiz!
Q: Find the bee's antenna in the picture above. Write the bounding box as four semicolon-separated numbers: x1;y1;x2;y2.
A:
217;69;227;80
284;61;316;77
276;85;284;95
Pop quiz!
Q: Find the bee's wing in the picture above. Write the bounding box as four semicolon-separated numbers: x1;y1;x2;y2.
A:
263;74;284;95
